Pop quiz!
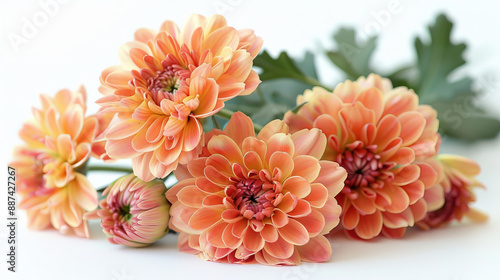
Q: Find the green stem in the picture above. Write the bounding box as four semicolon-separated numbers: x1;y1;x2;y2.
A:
216;108;263;133
95;172;175;193
216;108;235;120
212;115;221;130
87;165;134;174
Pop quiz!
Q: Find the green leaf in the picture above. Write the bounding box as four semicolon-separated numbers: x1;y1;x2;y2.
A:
237;50;328;126
385;65;415;89
411;13;500;140
250;101;290;125
414;14;473;103
253;50;326;89
225;78;312;126
296;51;318;80
430;96;500;141
326;28;377;79
254;50;303;81
291;102;307;114
440;114;500;141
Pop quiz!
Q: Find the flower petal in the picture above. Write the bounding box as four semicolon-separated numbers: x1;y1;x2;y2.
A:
290;128;326;159
354;211;383;239
177;186;206;208
207;135;243;164
314;161;346;196
304;183;328;208
283;176;311;199
265;133;294;162
257;120;289;142
188;207;223;231
292;155;321;183
278;219;309;246
263;235;294;259
269;152;294;182
296;235;332;263
242;227;265;252
223;112;255;147
261;224;279;243
398;111;425;146
294;209;325;237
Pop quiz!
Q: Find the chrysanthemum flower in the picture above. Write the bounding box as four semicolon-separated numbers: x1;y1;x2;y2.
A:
85;174;170;247
10;87;98;238
166;112;346;265
98;14;263;181
284;74;441;239
418;155;487;230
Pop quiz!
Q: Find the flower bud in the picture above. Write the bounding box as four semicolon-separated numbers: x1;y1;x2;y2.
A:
86;174;170;247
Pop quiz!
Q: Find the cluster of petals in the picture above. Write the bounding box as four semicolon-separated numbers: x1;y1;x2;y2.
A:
284;74;441;239
85;174;170;247
97;14;263;181
11;87;98;238
418;155;487;229
167;112;346;265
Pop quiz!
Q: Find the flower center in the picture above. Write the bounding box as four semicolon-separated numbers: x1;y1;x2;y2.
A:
119;204;133;222
109;201;133;225
231;179;275;220
339;145;393;191
148;66;183;104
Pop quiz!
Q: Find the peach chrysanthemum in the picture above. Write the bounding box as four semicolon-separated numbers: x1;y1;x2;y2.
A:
418;155;487;230
85;174;170;247
166;112;346;265
284;74;441;239
97;14;263;181
10;87;98;238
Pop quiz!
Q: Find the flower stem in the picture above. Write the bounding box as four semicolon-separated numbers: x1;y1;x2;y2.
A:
212;115;221;130
216;108;235;120
87;165;134;174
216;108;263;133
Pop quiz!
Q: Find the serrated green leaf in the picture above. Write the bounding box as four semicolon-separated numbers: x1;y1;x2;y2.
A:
296;51;318;80
254;50;304;81
327;28;377;79
414;14;473;102
253;50;326;89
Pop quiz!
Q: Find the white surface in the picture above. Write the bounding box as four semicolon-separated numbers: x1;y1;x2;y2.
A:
1;0;499;279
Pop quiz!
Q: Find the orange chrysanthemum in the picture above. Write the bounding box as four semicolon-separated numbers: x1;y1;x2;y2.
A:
98;14;263;181
166;112;346;265
418;155;487;229
10;87;98;238
284;74;441;239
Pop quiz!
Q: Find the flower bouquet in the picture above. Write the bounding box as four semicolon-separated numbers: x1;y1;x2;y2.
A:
10;13;489;266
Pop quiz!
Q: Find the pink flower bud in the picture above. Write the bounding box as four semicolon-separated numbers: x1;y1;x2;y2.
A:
86;174;170;247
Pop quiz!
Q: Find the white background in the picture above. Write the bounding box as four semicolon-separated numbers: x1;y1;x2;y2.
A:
1;0;499;279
